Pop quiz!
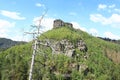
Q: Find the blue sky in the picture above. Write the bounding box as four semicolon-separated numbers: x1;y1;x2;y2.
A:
0;0;120;41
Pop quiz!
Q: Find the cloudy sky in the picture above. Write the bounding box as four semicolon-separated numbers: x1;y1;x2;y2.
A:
0;0;120;41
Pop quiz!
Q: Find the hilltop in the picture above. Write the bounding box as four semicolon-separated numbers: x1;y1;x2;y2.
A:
0;19;120;80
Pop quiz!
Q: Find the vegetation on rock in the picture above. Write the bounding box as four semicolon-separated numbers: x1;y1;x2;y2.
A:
0;26;120;80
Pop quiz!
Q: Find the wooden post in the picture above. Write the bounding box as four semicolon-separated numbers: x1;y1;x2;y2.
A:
29;34;37;80
27;10;47;80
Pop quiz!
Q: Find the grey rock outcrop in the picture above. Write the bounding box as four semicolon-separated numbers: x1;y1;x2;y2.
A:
77;40;88;52
40;39;87;57
53;19;73;28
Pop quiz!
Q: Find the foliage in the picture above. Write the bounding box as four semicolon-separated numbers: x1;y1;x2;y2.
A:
0;43;32;80
0;26;120;80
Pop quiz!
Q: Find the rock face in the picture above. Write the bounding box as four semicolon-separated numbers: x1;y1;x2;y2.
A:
53;19;73;28
40;39;87;57
77;40;88;52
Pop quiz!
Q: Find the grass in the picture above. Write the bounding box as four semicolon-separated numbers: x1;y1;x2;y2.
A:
40;26;120;64
1;26;120;80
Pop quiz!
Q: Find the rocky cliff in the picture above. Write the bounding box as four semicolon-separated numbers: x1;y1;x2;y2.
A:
39;39;88;57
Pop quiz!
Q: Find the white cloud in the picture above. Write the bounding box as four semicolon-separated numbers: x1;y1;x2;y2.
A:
104;32;120;40
108;4;116;8
98;4;107;10
71;22;87;32
0;19;15;38
114;8;120;13
90;14;111;25
91;3;120;28
90;13;120;28
0;10;26;20
0;19;15;28
35;3;45;9
33;17;55;32
11;32;30;41
98;4;117;13
110;14;120;23
36;3;44;7
0;19;31;41
69;12;77;16
98;4;115;10
89;28;98;36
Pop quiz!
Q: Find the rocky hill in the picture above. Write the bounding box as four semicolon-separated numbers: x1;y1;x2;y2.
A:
0;19;120;80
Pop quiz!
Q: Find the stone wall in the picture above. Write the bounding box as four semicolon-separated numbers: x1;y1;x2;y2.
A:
53;19;73;28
